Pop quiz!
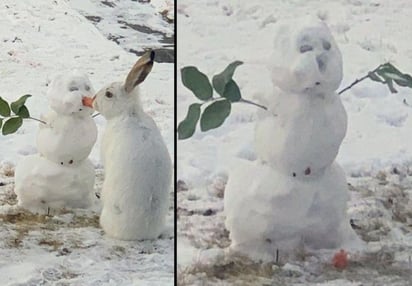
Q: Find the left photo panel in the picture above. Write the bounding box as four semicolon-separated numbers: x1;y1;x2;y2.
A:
0;1;175;285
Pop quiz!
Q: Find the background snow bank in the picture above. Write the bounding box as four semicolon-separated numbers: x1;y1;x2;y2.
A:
177;0;412;188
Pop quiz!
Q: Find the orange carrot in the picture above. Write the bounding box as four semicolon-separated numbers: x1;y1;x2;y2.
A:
82;97;95;108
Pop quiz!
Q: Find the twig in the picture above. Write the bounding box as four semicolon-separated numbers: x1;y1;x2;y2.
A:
276;249;279;264
238;98;268;110
27;117;47;125
338;74;370;95
338;63;386;95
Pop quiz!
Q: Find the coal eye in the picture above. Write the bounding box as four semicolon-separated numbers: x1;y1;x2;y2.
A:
85;85;90;91
323;40;331;50
299;44;313;53
105;91;113;98
69;86;79;92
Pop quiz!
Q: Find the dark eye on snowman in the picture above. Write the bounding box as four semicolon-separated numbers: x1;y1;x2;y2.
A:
69;86;79;92
105;91;113;98
322;40;331;50
85;85;90;91
299;44;313;53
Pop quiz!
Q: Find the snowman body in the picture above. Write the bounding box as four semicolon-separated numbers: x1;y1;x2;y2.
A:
37;110;97;165
224;17;360;261
37;73;97;165
15;72;97;214
15;154;95;214
255;88;347;177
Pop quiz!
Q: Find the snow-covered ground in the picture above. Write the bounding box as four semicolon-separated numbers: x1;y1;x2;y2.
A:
69;0;174;62
0;0;174;284
177;0;412;285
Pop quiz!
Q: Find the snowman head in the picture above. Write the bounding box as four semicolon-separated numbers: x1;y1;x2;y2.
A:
47;71;95;116
269;17;343;96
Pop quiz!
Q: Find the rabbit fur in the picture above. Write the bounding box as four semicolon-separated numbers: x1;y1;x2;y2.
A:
91;51;172;240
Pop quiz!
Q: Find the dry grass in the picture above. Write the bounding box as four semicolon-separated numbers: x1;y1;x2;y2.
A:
0;209;100;250
38;237;64;251
177;255;279;286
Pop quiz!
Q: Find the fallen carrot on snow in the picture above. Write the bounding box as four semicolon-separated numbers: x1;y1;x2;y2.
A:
332;249;348;269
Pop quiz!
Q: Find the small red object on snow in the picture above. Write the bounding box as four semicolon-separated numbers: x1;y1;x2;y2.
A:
332;249;348;269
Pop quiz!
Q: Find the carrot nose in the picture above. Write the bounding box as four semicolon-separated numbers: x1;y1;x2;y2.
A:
82;96;95;108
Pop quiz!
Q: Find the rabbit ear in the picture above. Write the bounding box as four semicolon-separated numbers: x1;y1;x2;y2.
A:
124;50;155;94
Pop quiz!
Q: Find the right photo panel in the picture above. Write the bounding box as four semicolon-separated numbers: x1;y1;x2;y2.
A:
176;1;412;285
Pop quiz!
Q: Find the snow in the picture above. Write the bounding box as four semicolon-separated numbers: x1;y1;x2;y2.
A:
69;0;174;62
224;161;361;261
37;72;97;166
0;0;173;284
15;154;95;214
268;16;343;95
224;17;359;261
177;0;412;284
47;72;95;115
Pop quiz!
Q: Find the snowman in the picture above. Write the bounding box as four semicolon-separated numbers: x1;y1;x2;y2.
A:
224;17;361;262
14;72;97;214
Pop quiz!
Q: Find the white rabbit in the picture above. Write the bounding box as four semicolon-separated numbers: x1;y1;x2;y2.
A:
83;51;172;240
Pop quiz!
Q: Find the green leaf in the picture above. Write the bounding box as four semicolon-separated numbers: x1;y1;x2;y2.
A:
386;79;397;93
368;72;384;83
181;67;213;101
212;61;243;96
2;117;23;135
394;73;412;88
17;105;30;118
377;64;412;88
222;80;241;102
376;69;398;93
0;97;11;117
0;118;2;130
379;70;406;81
200;99;231;132
178;103;201;140
10;94;32;115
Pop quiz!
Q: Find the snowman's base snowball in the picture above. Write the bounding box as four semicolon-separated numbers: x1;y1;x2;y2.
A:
224;159;361;262
14;154;95;214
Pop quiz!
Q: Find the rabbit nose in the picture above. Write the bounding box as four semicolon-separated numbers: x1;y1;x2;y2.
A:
316;54;327;73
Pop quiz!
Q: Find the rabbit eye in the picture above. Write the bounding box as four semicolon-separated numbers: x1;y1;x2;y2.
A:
105;91;113;98
85;85;90;91
69;86;79;92
299;44;313;53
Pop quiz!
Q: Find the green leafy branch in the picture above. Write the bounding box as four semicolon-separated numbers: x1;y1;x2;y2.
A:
178;61;412;140
339;62;412;95
0;95;46;136
178;61;268;140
